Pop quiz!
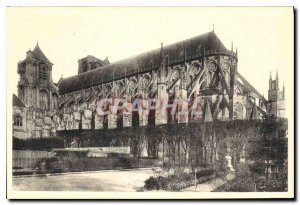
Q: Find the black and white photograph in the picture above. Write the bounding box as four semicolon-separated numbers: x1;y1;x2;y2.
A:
6;6;294;199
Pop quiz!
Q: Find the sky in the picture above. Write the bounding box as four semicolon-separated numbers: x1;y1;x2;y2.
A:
7;7;293;98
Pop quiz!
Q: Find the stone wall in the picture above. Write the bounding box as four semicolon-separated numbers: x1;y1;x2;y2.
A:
13;106;59;139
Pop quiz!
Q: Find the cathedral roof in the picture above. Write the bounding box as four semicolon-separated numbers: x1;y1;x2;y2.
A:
32;43;53;65
13;94;26;107
59;31;226;95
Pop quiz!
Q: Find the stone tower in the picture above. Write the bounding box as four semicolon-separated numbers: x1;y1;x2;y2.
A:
78;55;109;74
17;43;59;110
267;70;286;117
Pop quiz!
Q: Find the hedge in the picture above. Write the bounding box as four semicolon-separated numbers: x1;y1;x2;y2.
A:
13;137;64;151
144;168;216;191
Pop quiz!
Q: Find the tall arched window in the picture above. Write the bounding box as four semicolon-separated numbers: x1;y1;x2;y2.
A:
79;112;83;130
13;114;22;127
221;62;231;86
148;98;156;125
82;61;88;72
116;100;123;128
40;90;49;110
188;93;196;122
32;88;37;107
52;93;59;110
170;69;180;84
18;88;25;102
132;110;139;127
224;71;230;86
167;95;177;123
206;62;216;87
103;114;108;129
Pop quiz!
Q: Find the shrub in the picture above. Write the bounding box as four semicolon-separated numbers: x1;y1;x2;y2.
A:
143;168;216;191
156;176;168;190
196;168;214;178
144;177;160;190
255;173;287;192
266;179;287;192
35;157;63;173
215;160;227;172
249;162;265;175
227;176;255;192
161;161;170;168
214;165;288;192
115;157;135;168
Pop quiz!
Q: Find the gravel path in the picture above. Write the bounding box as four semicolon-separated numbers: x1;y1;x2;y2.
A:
13;170;235;192
182;173;235;192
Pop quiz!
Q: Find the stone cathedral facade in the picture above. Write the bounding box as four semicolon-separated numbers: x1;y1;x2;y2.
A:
12;31;285;140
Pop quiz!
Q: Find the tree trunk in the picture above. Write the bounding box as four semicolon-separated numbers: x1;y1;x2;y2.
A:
266;160;270;182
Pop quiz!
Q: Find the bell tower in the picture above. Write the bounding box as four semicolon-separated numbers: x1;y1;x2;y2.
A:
267;70;286;117
17;43;58;110
268;70;280;102
78;55;110;74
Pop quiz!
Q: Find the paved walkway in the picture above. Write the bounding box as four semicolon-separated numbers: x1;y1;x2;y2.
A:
13;169;235;192
13;169;154;192
182;173;235;192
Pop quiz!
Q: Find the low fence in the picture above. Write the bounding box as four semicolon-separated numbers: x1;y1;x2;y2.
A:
13;149;160;175
13;150;55;169
138;157;160;168
38;157;160;173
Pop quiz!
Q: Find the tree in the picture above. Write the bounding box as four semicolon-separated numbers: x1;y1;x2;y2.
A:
247;115;288;181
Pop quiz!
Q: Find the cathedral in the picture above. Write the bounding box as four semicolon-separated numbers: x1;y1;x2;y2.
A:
12;31;286;140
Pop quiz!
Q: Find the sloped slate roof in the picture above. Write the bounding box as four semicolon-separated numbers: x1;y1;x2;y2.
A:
13;94;26;107
59;31;226;95
33;43;53;64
